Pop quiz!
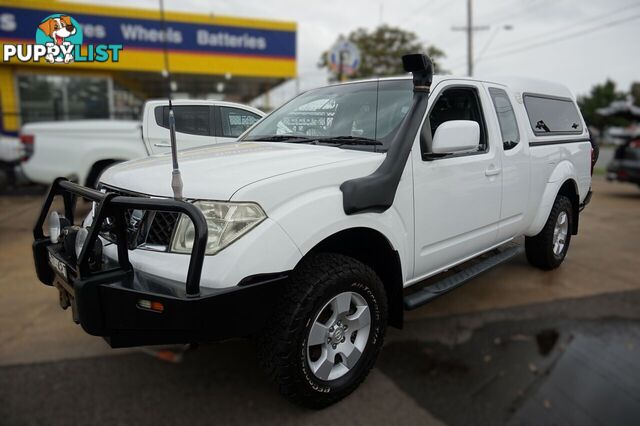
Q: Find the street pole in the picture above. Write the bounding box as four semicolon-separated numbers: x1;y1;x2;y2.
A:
452;1;488;77
338;50;345;82
467;0;473;76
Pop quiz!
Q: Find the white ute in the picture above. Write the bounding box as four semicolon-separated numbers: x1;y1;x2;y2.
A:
33;54;594;408
20;100;264;187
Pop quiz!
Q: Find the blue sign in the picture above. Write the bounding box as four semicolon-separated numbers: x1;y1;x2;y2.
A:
0;6;296;59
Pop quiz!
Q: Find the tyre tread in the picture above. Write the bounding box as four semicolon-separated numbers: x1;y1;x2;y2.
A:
258;252;386;408
525;195;572;270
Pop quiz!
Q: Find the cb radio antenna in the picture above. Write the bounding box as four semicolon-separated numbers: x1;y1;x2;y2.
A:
159;0;183;200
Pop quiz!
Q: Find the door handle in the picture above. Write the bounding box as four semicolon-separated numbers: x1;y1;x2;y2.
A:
153;143;171;148
485;166;501;177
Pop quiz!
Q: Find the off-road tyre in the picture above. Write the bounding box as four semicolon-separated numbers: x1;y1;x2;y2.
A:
259;253;387;408
525;195;573;270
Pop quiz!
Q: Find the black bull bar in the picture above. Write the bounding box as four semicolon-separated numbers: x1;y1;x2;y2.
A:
31;178;287;348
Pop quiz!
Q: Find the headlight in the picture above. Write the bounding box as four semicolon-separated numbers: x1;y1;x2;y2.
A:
170;201;266;255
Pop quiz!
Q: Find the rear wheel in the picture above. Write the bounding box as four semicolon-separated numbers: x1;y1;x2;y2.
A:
525;195;573;270
259;253;387;408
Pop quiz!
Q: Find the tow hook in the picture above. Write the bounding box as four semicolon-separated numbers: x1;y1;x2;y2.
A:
56;283;71;310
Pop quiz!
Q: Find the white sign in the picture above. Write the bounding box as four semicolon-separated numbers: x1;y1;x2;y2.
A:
329;40;360;77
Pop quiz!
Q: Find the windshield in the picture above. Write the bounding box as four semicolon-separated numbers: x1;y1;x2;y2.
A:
242;79;413;150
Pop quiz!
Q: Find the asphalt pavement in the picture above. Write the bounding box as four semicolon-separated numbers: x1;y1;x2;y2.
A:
1;177;639;425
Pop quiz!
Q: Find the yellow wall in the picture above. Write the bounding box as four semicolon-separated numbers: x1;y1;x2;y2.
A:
5;0;296;32
0;66;18;133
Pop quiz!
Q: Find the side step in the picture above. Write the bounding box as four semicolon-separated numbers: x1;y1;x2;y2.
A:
403;245;524;310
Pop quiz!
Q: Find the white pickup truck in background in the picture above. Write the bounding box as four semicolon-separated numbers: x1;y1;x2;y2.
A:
0;135;22;164
19;100;264;187
0;135;23;187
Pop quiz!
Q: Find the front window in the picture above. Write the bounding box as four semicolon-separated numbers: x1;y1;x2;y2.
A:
241;79;413;150
489;87;520;150
426;86;487;153
219;106;261;138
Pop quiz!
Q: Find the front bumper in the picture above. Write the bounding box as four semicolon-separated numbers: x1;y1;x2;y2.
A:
32;178;287;348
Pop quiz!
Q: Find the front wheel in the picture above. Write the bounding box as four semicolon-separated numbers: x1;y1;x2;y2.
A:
525;195;573;270
259;253;387;408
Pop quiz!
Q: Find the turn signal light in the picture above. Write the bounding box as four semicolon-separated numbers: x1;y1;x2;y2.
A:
19;133;35;162
137;299;165;313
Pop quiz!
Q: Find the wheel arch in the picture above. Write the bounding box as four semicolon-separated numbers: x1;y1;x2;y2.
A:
526;176;580;236
85;159;124;188
302;227;404;329
557;179;580;235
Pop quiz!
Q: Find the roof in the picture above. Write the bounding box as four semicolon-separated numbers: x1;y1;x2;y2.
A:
485;76;576;100
145;99;265;116
332;74;576;101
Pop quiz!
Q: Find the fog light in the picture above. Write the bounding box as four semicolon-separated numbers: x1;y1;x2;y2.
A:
137;299;164;313
49;211;61;243
49;211;71;243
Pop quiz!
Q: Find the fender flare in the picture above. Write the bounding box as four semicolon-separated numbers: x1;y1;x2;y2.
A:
291;213;408;272
525;161;578;236
296;225;405;329
524;160;578;237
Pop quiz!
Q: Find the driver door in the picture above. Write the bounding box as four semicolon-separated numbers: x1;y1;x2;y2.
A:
412;81;503;279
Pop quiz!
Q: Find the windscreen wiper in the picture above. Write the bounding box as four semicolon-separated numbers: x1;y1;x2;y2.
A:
244;135;319;143
317;136;383;146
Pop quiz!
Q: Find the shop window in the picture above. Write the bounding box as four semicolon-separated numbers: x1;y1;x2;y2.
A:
17;74;110;124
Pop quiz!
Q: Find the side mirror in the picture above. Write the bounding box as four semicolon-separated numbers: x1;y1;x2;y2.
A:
431;120;480;154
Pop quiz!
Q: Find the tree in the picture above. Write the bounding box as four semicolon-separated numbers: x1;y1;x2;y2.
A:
319;25;446;81
630;82;640;107
577;79;628;129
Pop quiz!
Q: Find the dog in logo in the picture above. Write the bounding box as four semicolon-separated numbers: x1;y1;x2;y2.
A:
38;16;76;63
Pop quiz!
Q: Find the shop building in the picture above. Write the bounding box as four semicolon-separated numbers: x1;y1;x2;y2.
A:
0;0;296;136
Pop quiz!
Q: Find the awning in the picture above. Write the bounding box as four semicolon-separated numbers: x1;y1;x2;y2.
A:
596;100;640;119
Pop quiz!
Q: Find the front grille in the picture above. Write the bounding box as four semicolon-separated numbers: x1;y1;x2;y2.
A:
146;211;180;246
98;185;179;249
